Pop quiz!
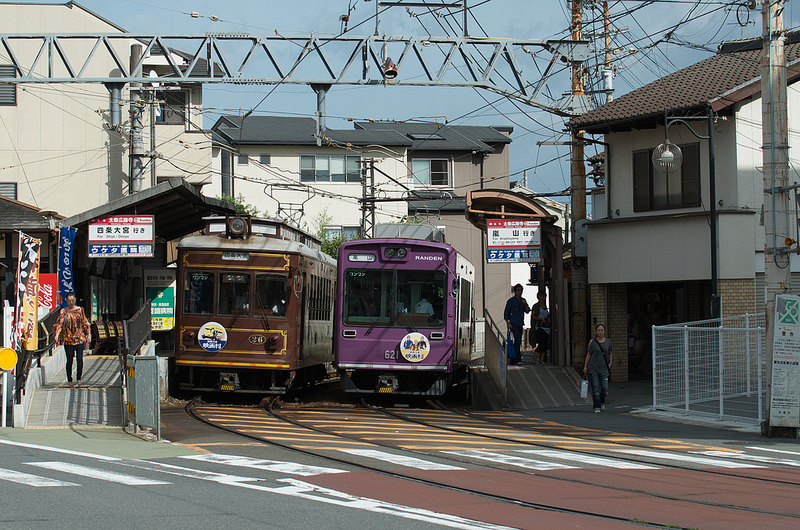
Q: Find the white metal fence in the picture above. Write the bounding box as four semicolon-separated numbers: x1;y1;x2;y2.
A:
652;313;766;423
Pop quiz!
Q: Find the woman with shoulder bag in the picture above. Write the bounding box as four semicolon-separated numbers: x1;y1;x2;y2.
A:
583;323;612;413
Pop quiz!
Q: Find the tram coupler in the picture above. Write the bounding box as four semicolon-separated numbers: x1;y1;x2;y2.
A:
218;372;240;392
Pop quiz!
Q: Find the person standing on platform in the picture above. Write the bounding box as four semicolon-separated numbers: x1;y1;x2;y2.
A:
530;291;551;365
53;292;90;388
504;284;529;365
583;323;613;413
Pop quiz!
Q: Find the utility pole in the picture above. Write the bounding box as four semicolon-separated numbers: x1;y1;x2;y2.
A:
570;0;588;367
129;44;144;194
602;0;613;104
761;1;793;434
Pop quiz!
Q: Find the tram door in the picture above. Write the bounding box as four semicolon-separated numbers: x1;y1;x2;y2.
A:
297;272;306;360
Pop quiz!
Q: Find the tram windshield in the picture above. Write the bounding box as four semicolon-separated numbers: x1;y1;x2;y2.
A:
183;271;214;315
219;273;251;315
254;273;289;317
343;269;445;328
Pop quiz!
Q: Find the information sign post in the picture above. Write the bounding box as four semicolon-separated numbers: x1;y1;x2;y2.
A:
768;294;800;429
486;219;541;263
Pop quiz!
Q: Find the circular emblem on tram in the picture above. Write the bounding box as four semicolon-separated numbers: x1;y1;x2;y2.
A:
400;332;430;363
198;322;227;352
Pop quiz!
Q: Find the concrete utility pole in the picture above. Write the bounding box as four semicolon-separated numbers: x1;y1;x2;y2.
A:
761;1;793;433
129;44;144;194
570;0;588;367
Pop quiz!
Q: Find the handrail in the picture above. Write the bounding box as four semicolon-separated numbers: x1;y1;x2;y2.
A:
124;300;152;356
14;307;62;403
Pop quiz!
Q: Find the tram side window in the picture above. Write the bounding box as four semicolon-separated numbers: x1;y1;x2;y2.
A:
219;273;251;316
254;273;288;317
459;277;472;323
184;271;214;315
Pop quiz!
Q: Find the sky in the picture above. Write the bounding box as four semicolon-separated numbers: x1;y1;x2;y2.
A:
28;0;800;199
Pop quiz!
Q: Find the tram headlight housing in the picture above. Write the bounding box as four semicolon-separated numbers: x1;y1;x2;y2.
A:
383;247;407;259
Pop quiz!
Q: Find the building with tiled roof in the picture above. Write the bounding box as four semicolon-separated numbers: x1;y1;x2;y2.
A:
569;33;800;381
210;115;513;315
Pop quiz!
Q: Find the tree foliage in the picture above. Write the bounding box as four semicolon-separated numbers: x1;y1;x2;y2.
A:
218;193;261;217
309;207;357;259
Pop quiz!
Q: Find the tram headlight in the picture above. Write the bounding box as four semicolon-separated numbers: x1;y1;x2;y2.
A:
229;217;246;235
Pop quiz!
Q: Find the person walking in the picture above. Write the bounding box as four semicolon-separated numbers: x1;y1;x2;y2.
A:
583;323;612;413
504;284;530;365
530;291;550;365
53;292;90;387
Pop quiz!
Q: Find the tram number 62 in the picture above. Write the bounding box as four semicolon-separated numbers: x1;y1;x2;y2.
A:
384;350;396;359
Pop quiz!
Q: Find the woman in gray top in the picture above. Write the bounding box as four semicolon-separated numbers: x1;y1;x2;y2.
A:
583;323;612;413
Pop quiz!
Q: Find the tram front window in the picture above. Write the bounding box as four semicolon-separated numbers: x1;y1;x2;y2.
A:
396;270;445;328
219;273;251;315
255;273;289;317
184;271;214;315
344;270;391;325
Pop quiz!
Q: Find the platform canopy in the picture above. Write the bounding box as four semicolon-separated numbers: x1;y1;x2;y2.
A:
62;178;235;242
465;188;557;230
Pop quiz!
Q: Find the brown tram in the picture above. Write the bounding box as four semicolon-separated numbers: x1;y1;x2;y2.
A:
173;215;336;393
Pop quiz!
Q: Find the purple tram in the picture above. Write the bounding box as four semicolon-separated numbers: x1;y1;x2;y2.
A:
334;237;475;395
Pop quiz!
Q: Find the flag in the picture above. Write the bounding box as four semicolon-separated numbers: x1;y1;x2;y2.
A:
15;232;42;350
58;226;76;307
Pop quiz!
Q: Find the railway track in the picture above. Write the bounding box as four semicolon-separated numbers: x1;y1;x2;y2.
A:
186;397;800;529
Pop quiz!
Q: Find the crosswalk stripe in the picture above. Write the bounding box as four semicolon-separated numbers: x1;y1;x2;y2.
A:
619;450;764;468
0;467;79;487
179;454;347;476
0;439;119;461
515;449;658;469
337;449;464;470
442;450;576;470
696;450;800;467
748;446;800;457
27;462;171;485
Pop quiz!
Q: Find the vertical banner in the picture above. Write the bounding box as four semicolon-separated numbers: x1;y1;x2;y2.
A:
58;227;77;306
15;232;42;350
37;273;59;319
144;269;176;331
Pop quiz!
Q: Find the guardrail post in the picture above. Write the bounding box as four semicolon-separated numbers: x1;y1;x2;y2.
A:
718;322;724;420
651;324;657;412
684;325;690;415
745;313;751;396
757;326;764;424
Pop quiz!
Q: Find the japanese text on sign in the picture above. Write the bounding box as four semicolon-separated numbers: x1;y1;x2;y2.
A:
486;219;541;263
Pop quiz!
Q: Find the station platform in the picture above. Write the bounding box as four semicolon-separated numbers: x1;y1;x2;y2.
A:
471;349;591;411
23;355;124;429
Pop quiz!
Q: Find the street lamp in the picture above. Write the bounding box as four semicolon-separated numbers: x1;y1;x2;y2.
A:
654;108;719;319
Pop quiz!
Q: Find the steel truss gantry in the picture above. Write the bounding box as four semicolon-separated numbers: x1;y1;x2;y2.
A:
0;33;590;116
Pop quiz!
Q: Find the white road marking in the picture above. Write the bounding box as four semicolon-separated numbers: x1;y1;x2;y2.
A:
515;449;658;469
695;450;800;467
748;446;800;457
338;449;464;470
179;454;347;476
619;450;764;468
258;477;516;530
27;462;170;485
0;439;119;461
0;467;79;487
118;459;266;484
442;450;576;470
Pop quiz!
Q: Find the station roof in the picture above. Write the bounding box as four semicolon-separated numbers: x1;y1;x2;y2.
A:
62;178;235;242
465;188;558;230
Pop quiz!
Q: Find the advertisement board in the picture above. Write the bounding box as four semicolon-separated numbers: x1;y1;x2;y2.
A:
144;269;176;331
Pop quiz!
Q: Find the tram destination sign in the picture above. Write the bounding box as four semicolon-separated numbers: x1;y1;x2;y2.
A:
88;215;154;258
486;219;541;263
